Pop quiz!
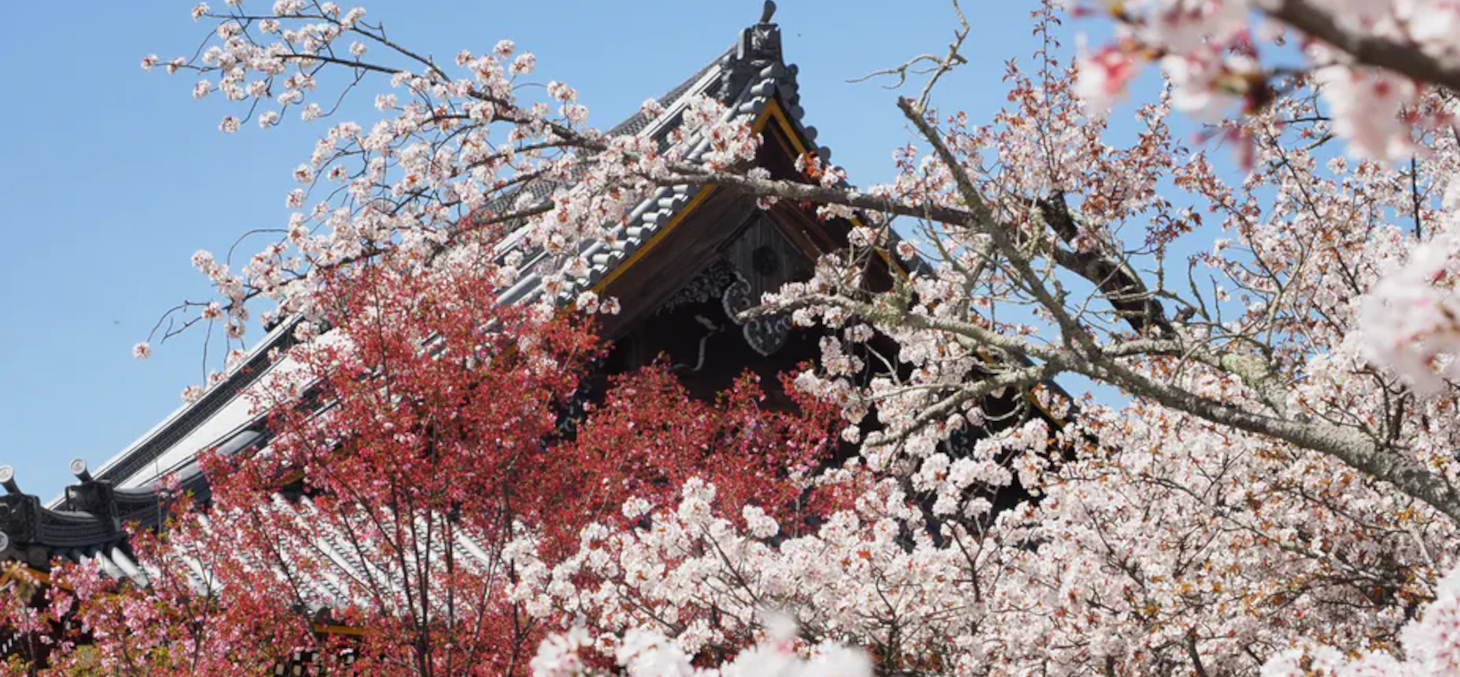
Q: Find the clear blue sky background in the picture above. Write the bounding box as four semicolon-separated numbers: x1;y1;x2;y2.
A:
0;1;1168;497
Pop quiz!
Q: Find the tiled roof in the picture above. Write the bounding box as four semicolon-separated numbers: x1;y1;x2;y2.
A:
1;8;828;575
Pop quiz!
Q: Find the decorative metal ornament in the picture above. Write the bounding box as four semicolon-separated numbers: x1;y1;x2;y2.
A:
721;270;790;356
656;259;739;316
0;495;38;545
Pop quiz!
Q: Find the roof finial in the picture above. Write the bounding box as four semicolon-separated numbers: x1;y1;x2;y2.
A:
759;0;777;24
70;458;94;483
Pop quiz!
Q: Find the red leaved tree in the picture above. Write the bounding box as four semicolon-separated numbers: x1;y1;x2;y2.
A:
8;258;836;677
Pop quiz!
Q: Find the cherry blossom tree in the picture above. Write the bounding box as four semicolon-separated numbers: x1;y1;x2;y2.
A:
15;0;1460;675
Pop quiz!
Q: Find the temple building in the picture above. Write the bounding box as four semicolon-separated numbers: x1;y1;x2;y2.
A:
0;4;1051;666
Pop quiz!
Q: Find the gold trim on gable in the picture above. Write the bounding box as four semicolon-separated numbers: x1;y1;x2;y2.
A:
590;186;714;294
590;101;793;294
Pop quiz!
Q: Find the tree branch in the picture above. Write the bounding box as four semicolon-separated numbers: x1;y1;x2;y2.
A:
1267;0;1460;91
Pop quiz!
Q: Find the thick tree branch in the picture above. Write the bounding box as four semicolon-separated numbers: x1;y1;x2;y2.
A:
1077;353;1460;525
1267;0;1460;91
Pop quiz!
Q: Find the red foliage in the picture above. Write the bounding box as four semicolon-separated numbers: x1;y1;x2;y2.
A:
539;367;842;549
17;261;837;676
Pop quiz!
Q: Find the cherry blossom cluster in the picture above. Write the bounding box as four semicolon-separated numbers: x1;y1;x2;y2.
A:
530;622;871;677
1263;562;1460;677
1359;185;1460;393
519;477;973;674
1076;0;1460;161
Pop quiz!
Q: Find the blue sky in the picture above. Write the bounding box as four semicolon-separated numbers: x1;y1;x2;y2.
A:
0;1;1166;497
